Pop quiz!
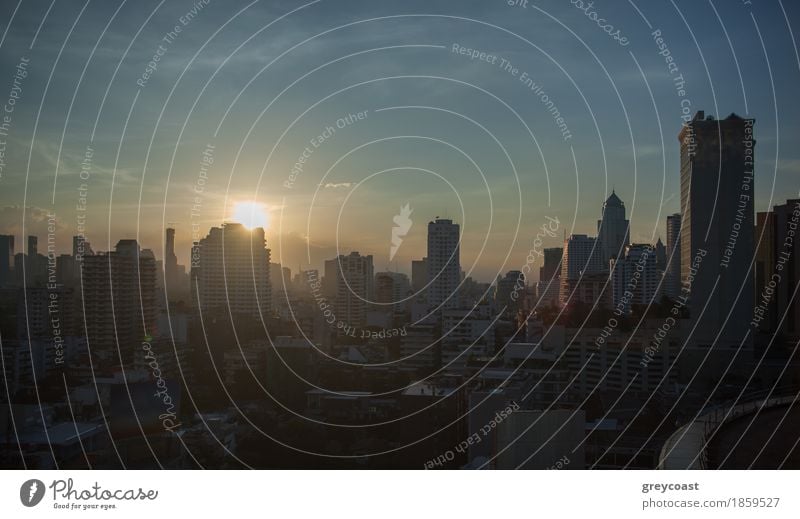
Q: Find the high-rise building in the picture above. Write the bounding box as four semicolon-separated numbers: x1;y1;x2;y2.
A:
772;199;800;342
323;258;338;299
82;240;157;366
72;235;93;260
411;257;428;296
334;252;374;327
665;213;682;300
597;191;630;264
754;211;776;334
536;247;562;307
427;218;460;311
164;228;179;296
610;244;659;313
559;235;604;305
679;111;754;345
192;223;271;318
654;238;666;272
14;238;47;287
375;271;411;312
0;235;13;287
495;270;523;315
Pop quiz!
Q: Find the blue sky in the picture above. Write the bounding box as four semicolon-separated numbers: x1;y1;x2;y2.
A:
0;0;798;281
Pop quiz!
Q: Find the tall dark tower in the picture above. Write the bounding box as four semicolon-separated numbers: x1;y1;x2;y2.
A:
165;227;178;295
0;235;13;287
665;213;681;300
597;191;630;264
679;111;754;347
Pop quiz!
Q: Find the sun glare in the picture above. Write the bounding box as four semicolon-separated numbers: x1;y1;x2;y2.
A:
232;201;270;230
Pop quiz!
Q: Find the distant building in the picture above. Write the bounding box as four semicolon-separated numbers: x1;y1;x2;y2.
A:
333;252;374;328
0;235;13;287
411;257;428;296
375;271;410;313
665;213;682;300
559;235;604;305
754;211;776;334
536;247;562;307
163;228;187;301
427;218;460;311
191;223;271;318
761;199;800;341
654;237;666;272
83;240;157;366
597;191;630;264
495;270;524;315
323;258;338;299
610;244;659;313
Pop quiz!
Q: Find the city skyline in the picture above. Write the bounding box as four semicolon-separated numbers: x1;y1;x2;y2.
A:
3;0;800;477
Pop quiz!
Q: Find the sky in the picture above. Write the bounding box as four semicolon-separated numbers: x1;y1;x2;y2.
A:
0;0;798;282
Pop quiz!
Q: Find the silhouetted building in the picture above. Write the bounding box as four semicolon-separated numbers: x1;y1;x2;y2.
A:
665;213;682;300
333;252;374;328
597;191;630;263
375;271;410;313
164;228;187;301
536;247;562;307
679;111;754;346
0;234;13;287
191;223;271;318
411;257;428;297
495;270;523;315
754;211;776;334
654;237;666;271
560;235;604;305
771;199;800;342
610;244;659;313
82;240;157;366
427;218;460;311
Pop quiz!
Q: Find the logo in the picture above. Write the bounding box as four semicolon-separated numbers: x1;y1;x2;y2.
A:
390;203;413;261
20;479;45;507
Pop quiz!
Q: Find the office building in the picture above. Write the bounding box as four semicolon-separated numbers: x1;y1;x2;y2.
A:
559;235;604;305
427;218;460;311
665;213;682;300
679;112;754;345
597;191;630;264
192;223;271;318
333;252;374;328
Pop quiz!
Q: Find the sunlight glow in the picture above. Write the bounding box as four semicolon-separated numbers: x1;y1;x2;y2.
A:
231;201;270;230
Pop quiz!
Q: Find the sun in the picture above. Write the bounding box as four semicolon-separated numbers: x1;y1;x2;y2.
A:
231;201;270;230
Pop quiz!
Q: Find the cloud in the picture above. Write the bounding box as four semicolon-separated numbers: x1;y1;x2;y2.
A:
320;182;353;189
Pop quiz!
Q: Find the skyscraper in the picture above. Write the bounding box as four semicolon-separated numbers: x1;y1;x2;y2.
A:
334;252;374;327
610;244;659;313
665;213;682;300
537;247;562;307
597;191;630;264
654;238;666;272
192;223;271;318
164;227;179;297
427;218;460;311
375;271;411;313
0;234;13;287
772;199;800;342
679;111;754;345
411;257;428;296
754;211;776;334
559;234;604;305
82;240;157;366
495;270;524;315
